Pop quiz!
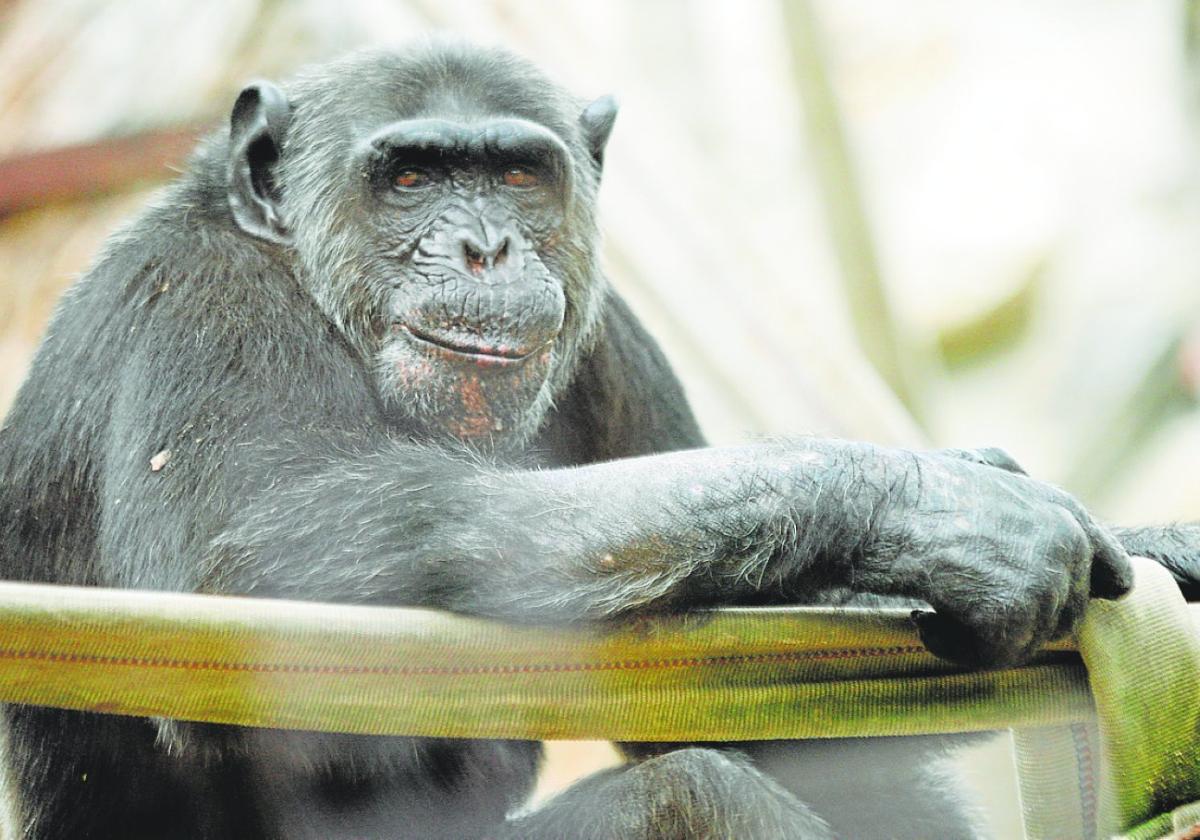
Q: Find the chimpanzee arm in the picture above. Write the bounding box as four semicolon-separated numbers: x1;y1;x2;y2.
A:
145;427;1119;669
1110;524;1200;599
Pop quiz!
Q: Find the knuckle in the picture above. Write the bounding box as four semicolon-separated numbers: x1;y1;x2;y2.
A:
981;446;1020;470
1047;486;1089;521
1045;504;1088;548
1009;573;1055;615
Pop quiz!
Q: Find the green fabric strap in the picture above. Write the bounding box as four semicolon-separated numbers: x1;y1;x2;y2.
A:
1014;722;1104;839
1015;557;1200;838
0;557;1196;836
1076;557;1200;838
1120;801;1200;840
0;582;1097;740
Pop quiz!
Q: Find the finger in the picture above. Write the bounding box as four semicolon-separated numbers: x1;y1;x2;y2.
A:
940;447;1027;475
911;610;1019;670
1045;512;1090;636
1054;563;1090;637
1084;521;1134;599
973;446;1027;475
1055;590;1087;637
1047;492;1134;600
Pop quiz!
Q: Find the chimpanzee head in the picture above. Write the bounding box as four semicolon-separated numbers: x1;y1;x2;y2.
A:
224;42;617;447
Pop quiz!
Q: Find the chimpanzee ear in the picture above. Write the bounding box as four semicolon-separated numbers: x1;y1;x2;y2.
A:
579;95;618;169
228;81;292;245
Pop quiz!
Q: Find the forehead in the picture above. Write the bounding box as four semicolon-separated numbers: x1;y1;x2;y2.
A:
290;46;578;145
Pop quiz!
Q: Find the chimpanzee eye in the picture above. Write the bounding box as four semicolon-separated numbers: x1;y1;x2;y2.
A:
393;168;433;190
502;167;540;189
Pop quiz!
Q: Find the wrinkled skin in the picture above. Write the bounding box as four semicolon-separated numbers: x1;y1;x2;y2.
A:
1;41;1198;840
356;116;576;440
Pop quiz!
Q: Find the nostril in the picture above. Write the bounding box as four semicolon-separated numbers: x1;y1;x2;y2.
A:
459;235;510;276
462;241;486;275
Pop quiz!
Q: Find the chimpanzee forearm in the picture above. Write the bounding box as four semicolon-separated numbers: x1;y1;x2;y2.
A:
203;439;876;618
1111;523;1200;599
446;441;883;620
200;434;1130;667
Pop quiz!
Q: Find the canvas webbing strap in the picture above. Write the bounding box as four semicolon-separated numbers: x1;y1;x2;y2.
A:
1081;557;1200;838
0;583;1097;740
0;558;1195;835
1014;557;1200;838
1014;722;1105;838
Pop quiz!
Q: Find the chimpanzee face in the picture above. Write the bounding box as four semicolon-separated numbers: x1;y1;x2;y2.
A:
356;116;574;441
229;47;618;448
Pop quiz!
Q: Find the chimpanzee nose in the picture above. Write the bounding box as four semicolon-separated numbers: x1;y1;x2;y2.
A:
460;233;510;276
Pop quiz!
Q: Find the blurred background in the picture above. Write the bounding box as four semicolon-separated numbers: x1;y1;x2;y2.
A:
3;0;1199;836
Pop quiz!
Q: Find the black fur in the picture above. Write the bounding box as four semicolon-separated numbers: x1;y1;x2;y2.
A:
1;41;1197;839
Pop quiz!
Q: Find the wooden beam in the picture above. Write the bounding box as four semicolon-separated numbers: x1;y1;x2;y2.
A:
0;125;204;216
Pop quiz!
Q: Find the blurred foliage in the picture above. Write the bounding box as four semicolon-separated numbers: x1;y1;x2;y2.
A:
936;259;1041;368
1065;328;1198;505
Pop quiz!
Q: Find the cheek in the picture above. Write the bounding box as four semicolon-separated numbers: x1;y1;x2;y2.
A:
398;361;435;390
386;349;437;389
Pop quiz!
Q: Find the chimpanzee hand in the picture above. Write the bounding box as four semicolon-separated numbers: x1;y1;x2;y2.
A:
849;448;1132;668
940;447;1200;601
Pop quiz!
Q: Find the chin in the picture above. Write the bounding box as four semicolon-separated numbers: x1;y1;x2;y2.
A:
375;337;556;449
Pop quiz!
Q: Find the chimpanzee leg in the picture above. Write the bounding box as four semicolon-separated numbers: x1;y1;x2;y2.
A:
737;738;986;839
490;747;833;840
237;731;541;840
616;737;986;839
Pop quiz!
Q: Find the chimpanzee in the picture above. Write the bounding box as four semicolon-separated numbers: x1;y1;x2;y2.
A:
1;40;1197;840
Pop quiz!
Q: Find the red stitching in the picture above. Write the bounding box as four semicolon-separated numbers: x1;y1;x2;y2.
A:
0;644;928;677
1070;722;1098;838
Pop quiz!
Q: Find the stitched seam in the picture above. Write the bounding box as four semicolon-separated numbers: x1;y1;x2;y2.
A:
1071;722;1098;838
0;644;928;676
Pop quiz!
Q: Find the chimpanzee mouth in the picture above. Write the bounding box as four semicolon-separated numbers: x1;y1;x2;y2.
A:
396;323;551;368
